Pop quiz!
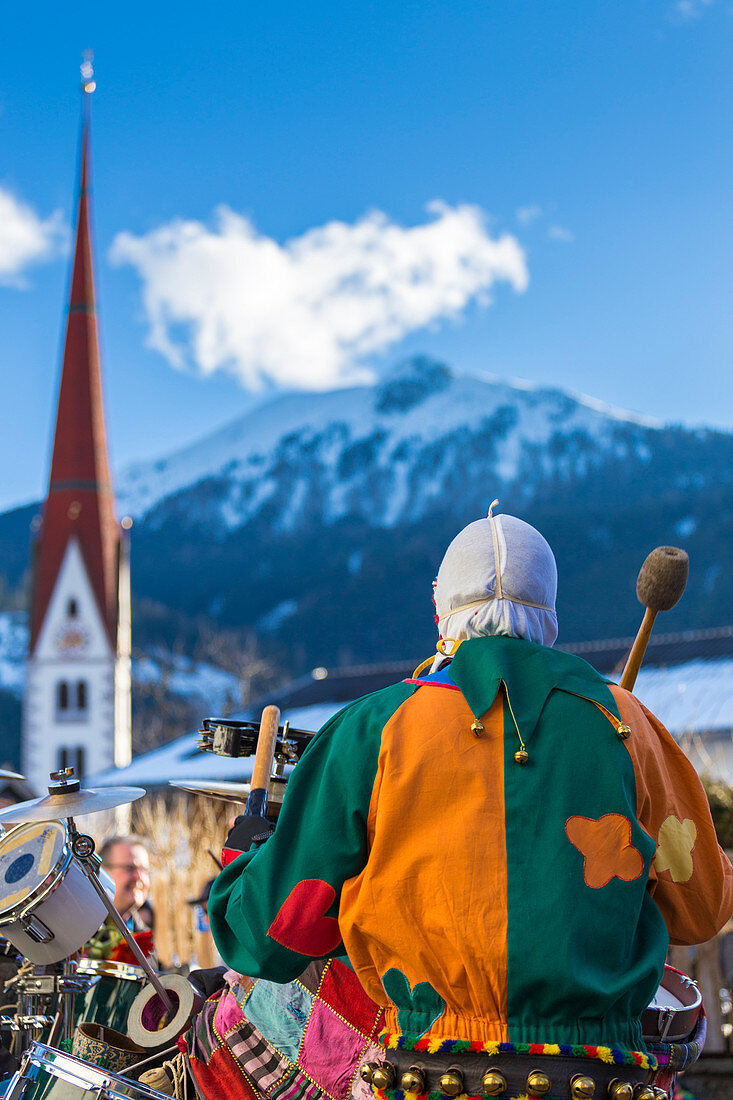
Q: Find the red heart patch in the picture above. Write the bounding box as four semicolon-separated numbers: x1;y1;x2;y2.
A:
267;879;342;956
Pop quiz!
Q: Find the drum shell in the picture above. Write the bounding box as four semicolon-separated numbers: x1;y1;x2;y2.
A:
642;963;703;1043
5;1040;171;1099
74;960;146;1034
0;823;113;964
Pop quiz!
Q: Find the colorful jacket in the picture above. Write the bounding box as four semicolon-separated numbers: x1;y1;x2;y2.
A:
209;635;733;1053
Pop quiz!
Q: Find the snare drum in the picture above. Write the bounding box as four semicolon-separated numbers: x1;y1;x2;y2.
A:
642;963;703;1042
4;1040;170;1099
0;822;114;964
74;960;146;1035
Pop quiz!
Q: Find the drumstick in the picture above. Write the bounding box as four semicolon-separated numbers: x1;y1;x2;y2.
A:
244;705;281;820
620;546;689;691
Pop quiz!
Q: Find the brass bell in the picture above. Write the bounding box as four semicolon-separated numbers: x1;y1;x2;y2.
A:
569;1076;596;1099
608;1082;634;1100
632;1089;655;1100
471;720;484;738
514;748;529;765
526;1070;552;1096
400;1067;427;1094
480;1069;507;1096
438;1067;464;1097
616;724;631;740
371;1063;396;1090
360;1063;380;1084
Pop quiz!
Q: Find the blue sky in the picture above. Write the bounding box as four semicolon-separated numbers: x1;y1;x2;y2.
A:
0;0;731;509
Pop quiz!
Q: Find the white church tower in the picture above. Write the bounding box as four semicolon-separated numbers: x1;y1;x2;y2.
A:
22;73;132;793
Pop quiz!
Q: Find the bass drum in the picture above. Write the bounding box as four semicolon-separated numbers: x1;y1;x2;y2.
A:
74;959;147;1036
4;1041;170;1100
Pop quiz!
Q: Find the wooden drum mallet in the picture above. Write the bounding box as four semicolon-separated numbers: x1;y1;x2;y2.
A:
619;546;689;691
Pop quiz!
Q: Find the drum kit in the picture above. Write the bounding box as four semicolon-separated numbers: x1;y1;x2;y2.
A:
0;767;187;1100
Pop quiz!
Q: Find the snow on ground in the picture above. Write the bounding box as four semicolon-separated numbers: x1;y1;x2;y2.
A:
0;613;28;695
256;600;298;634
134;653;242;713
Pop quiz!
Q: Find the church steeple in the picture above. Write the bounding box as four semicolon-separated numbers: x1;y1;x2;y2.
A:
29;70;120;653
23;62;132;792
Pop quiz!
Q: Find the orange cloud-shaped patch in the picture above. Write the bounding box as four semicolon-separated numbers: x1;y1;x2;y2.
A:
565;813;644;889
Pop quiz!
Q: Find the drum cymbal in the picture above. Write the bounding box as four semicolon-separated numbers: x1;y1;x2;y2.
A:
169;779;250;803
0;785;145;823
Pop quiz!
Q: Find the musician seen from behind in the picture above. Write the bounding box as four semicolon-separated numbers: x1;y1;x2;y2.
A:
210;504;733;1100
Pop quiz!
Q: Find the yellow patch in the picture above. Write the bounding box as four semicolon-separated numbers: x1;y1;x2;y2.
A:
654;816;697;883
597;1046;615;1063
427;1037;442;1054
2;824;46;854
483;1042;500;1055
543;1044;561;1056
37;829;57;876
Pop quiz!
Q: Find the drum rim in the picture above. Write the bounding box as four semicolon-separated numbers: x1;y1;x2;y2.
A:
20;1039;171;1098
0;821;72;922
77;957;146;981
646;964;703;1012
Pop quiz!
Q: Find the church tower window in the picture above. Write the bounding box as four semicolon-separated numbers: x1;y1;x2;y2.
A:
56;680;89;720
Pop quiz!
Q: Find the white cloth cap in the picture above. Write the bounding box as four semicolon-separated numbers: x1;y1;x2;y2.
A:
434;510;558;651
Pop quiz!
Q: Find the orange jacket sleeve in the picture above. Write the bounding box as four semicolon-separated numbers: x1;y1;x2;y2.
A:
610;684;733;946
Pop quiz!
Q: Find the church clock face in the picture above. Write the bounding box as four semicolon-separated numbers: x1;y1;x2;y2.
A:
55;622;90;655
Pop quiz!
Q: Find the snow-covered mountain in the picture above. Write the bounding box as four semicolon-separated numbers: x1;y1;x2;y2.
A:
118;358;660;533
1;355;731;702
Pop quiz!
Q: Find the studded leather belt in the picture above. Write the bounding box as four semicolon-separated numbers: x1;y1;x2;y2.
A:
361;1048;666;1100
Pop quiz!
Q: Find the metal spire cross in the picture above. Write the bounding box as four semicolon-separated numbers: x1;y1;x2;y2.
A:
81;50;96;95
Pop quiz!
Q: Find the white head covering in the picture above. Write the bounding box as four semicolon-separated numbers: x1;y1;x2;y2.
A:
433;502;558;657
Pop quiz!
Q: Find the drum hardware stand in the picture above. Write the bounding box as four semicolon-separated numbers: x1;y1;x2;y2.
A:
0;966;95;1057
65;818;174;1013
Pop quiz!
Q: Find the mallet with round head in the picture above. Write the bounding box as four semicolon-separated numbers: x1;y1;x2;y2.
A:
619;546;689;691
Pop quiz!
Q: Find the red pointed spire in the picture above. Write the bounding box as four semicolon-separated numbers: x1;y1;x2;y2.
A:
30;82;121;652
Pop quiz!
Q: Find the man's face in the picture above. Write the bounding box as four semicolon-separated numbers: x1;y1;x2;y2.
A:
104;842;150;917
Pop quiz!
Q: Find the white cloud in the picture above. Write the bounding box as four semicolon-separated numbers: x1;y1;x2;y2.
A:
547;224;575;243
110;201;528;391
0;188;66;286
674;0;714;19
516;204;542;225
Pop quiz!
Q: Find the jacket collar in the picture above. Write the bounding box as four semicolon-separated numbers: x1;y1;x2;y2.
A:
447;635;619;738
